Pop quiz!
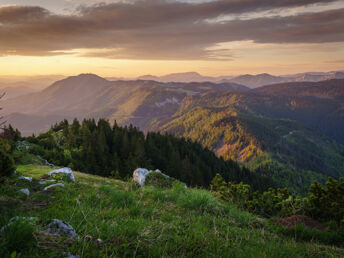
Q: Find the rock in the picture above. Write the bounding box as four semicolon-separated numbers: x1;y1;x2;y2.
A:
64;252;80;258
45;219;77;238
133;168;169;186
18;176;33;182
44;183;64;191
13;170;17;175
0;217;37;233
48;168;75;182
133;168;151;186
39;181;47;185
18;188;30;196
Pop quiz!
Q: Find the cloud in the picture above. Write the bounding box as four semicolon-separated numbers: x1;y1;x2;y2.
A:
0;0;343;60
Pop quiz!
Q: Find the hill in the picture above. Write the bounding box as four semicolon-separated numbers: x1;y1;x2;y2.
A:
161;89;344;193
1;162;343;257
3;74;248;135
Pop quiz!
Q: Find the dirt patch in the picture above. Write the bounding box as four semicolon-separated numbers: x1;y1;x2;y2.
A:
34;230;74;250
274;215;325;230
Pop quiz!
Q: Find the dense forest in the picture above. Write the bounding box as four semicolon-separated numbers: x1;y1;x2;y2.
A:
17;119;275;191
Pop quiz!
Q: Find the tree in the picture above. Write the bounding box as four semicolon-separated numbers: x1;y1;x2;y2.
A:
0;92;6;130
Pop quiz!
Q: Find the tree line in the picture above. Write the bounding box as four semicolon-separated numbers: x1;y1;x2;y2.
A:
24;119;275;191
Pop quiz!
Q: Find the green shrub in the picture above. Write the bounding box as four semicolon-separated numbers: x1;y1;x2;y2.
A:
306;177;344;224
0;218;37;256
145;172;176;188
0;148;15;178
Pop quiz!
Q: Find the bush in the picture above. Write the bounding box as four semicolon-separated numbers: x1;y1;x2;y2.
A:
145;172;176;188
0;148;15;178
0;218;36;256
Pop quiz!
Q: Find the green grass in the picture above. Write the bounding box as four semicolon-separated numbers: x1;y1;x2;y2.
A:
0;164;343;257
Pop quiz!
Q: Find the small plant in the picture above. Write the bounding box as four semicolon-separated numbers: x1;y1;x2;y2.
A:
0;218;37;257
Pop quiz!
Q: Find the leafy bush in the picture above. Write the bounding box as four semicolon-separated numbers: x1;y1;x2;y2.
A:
0;148;15;178
306;177;344;224
211;173;303;217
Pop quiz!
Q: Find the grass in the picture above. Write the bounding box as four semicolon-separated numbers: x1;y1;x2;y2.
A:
0;164;343;257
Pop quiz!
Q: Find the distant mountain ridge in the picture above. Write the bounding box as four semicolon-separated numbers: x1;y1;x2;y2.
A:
136;71;344;88
3;73;248;135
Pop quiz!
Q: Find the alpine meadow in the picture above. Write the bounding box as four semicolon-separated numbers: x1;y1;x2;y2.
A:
1;0;344;257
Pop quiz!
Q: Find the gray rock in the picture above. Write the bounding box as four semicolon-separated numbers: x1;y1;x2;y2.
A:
45;219;77;238
39;181;47;185
18;188;30;196
44;183;64;191
64;252;80;258
18;176;32;182
48;168;75;182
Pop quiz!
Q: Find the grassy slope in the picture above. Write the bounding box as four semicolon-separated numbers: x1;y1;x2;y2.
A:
1;163;343;257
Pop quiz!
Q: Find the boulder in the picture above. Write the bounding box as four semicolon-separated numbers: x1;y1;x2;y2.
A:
48;167;75;182
44;183;65;191
18;176;33;182
45;219;77;238
18;188;30;196
133;168;169;186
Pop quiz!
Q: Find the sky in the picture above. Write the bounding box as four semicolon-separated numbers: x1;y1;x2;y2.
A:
0;0;344;77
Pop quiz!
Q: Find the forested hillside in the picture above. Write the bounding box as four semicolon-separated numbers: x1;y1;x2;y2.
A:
21;119;274;191
162;91;344;193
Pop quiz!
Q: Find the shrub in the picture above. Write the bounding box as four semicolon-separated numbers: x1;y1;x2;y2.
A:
145;172;176;188
0;148;15;178
0;218;36;256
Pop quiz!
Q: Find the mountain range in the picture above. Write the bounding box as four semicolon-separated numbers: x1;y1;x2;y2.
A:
136;71;344;88
2;73;344;192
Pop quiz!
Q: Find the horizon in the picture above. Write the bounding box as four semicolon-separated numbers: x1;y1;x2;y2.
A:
0;0;344;77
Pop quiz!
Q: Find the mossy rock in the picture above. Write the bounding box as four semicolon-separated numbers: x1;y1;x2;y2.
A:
144;172;176;188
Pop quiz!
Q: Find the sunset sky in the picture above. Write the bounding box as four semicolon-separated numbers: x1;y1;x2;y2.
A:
0;0;344;77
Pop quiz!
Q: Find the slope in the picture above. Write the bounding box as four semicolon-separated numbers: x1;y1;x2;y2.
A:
4;74;248;135
161;91;344;193
1;162;343;257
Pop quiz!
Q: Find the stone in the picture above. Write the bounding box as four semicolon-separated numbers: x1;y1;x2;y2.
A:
64;252;80;258
45;219;77;238
43;183;64;191
48;167;75;182
18;188;30;196
18;176;32;182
